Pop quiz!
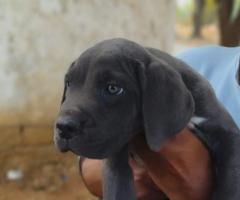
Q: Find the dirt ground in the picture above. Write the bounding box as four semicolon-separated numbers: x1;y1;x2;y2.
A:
0;145;96;200
0;23;218;200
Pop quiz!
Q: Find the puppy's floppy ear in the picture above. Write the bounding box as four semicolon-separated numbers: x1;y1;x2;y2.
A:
139;58;195;151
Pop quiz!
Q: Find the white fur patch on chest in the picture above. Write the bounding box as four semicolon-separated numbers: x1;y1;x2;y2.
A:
188;116;207;130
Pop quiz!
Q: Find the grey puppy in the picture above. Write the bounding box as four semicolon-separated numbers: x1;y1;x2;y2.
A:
54;38;240;200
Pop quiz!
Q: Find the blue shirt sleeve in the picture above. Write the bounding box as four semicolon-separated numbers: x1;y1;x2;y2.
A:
176;46;240;128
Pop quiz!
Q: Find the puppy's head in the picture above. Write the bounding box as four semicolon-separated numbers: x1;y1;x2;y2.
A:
54;38;194;159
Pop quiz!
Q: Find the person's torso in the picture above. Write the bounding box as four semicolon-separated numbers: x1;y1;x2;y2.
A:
177;46;240;128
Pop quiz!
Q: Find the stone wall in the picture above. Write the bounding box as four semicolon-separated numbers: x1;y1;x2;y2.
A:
0;0;176;145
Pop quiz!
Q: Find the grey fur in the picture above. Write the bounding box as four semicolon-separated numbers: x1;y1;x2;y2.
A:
54;38;240;200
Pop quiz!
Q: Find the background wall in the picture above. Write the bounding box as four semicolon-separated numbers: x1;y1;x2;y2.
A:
0;0;176;125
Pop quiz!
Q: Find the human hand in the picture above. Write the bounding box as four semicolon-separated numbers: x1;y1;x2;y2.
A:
79;128;212;200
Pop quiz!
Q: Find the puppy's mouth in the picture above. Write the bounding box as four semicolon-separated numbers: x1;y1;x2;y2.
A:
57;140;69;152
53;123;87;153
54;129;129;159
54;132;71;152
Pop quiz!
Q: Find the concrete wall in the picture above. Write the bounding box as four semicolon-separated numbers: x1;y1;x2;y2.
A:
0;0;176;127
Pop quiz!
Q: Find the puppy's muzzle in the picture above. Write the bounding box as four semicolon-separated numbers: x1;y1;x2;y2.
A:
55;115;88;140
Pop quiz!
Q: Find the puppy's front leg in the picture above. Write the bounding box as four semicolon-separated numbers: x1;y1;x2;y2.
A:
102;145;136;200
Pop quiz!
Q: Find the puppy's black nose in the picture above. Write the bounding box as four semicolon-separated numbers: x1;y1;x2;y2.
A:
56;117;80;139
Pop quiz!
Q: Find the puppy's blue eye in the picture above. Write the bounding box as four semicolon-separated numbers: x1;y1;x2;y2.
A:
106;84;124;95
